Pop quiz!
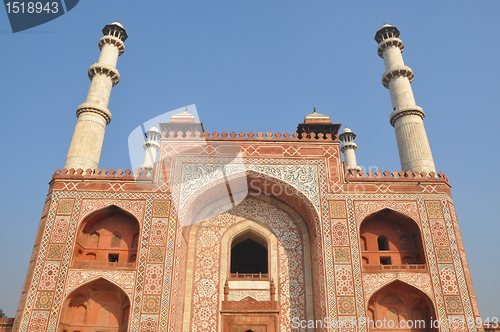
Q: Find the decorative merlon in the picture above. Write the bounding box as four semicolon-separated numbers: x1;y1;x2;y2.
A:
160;129;338;141
346;169;448;183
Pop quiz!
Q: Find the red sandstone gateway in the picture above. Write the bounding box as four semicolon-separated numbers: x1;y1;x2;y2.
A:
11;23;483;332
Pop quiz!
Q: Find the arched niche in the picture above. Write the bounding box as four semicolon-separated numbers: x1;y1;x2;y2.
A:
72;205;140;269
367;280;437;331
360;209;425;267
58;278;130;332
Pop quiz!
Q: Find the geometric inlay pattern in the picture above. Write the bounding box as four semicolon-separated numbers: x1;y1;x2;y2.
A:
431;219;449;246
144;265;163;295
332;221;349;246
142;296;160;313
149;219;168;246
148;247;165;263
445;296;463;314
335;267;354;296
440;267;459;295
27;312;48;332
152;200;170;217
56;198;74;215
46;244;64;260
334;248;351;263
337;297;355;315
329;200;347;218
50;218;69;243
426;201;444;218
38;262;59;291
34;291;53;309
140;316;158;332
436;248;452;263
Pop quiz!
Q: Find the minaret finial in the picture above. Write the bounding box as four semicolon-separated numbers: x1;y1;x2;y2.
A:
64;23;128;170
375;25;435;173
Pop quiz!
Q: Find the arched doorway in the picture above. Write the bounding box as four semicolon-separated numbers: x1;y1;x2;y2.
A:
72;206;140;269
367;281;437;331
58;278;130;332
360;209;425;269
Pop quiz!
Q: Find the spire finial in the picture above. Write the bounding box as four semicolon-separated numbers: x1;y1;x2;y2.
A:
313;107;316;113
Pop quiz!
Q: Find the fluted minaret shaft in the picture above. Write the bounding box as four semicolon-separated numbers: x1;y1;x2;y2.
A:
375;25;436;173
64;22;128;170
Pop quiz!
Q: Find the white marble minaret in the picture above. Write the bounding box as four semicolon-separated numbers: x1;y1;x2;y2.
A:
64;22;128;170
139;127;161;171
339;128;362;171
375;24;436;173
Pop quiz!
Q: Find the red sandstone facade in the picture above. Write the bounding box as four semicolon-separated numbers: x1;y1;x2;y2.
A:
11;21;484;332
12;115;483;332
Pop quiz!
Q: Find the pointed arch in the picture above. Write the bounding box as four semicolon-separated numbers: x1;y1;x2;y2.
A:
64;276;133;304
181;170;321;239
58;278;131;331
367;280;437;331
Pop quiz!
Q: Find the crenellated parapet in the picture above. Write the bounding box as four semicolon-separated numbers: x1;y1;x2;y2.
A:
53;168;152;179
346;169;448;183
159;128;338;141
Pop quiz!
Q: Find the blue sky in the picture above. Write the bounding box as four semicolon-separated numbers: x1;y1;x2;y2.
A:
1;0;499;320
